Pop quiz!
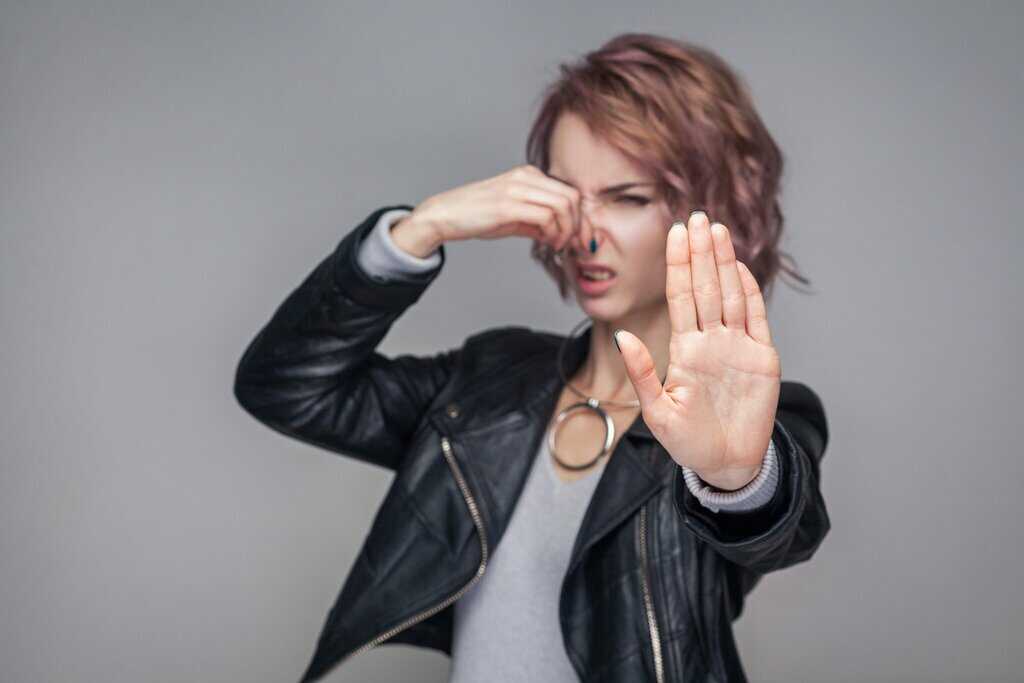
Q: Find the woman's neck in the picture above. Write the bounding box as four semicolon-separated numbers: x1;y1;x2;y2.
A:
570;309;671;403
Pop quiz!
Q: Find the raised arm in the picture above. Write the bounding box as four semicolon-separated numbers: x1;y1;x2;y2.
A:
236;164;596;471
612;210;830;573
233;204;456;471
673;380;830;574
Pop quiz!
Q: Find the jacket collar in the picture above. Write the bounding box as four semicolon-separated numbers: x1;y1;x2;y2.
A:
430;323;674;579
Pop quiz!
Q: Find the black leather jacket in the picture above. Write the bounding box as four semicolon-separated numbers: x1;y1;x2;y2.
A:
234;204;831;683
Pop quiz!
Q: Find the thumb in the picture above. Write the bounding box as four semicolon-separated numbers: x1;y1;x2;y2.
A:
613;329;665;413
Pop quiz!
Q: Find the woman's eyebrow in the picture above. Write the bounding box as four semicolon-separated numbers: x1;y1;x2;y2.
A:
545;172;655;195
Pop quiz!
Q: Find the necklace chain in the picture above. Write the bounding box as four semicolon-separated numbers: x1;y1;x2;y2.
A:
549;317;665;471
557;317;642;409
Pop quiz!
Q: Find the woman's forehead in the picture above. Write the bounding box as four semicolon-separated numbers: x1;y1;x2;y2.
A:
548;112;651;182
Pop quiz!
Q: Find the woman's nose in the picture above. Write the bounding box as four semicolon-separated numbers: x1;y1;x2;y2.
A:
575;196;611;252
567;204;600;255
578;194;606;216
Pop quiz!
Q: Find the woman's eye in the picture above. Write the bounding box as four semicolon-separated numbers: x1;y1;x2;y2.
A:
617;195;650;206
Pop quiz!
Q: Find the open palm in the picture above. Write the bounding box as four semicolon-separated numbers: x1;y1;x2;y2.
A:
616;211;781;491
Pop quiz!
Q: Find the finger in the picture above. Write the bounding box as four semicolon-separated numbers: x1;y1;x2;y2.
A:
507;184;576;250
711;222;746;330
687;211;722;331
736;261;772;345
518;165;581;247
585;203;597;255
665;220;699;334
613;329;667;414
497;198;561;244
565;194;590;257
490;221;545;242
521;171;582;242
576;205;596;257
523;165;593;256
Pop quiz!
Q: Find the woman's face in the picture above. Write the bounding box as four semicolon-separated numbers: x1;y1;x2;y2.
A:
546;111;675;321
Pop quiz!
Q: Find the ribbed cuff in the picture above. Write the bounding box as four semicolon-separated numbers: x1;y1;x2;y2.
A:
355;208;441;280
681;438;779;513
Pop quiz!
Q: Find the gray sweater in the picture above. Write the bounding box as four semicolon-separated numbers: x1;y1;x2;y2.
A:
449;429;606;681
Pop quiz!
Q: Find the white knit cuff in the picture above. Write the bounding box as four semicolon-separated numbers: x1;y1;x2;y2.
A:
681;438;779;513
356;208;441;280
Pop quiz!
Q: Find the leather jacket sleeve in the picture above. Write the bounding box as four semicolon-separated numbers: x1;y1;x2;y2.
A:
233;204;459;471
671;381;831;575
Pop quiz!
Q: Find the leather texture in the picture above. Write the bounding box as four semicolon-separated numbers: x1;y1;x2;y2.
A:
234;204;832;683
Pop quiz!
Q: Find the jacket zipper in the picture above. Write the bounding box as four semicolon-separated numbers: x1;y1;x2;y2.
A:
333;435;489;666
638;503;666;683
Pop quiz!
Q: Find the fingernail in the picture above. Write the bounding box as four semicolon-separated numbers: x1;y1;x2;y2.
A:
589;238;597;253
612;329;622;352
689;209;706;222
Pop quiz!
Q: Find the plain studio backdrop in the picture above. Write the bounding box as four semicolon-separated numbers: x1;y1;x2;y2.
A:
2;2;1020;682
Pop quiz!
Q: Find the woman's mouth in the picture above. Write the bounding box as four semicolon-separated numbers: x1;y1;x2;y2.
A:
575;265;617;296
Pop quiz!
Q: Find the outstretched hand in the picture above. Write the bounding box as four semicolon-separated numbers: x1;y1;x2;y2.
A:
615;211;781;491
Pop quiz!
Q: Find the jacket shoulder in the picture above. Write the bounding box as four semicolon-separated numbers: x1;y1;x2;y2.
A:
779;380;829;453
459;325;554;373
462;324;552;355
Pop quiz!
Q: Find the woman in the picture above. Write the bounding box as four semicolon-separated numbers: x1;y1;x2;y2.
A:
234;32;830;683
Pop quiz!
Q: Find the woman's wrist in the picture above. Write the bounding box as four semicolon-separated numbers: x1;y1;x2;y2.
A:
390;213;444;258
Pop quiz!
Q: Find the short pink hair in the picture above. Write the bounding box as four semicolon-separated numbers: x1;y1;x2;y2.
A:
525;32;810;302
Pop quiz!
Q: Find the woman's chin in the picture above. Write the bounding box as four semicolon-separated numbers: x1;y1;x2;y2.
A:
575;292;628;320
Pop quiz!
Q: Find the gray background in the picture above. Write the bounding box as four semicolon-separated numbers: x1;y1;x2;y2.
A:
2;2;1020;682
